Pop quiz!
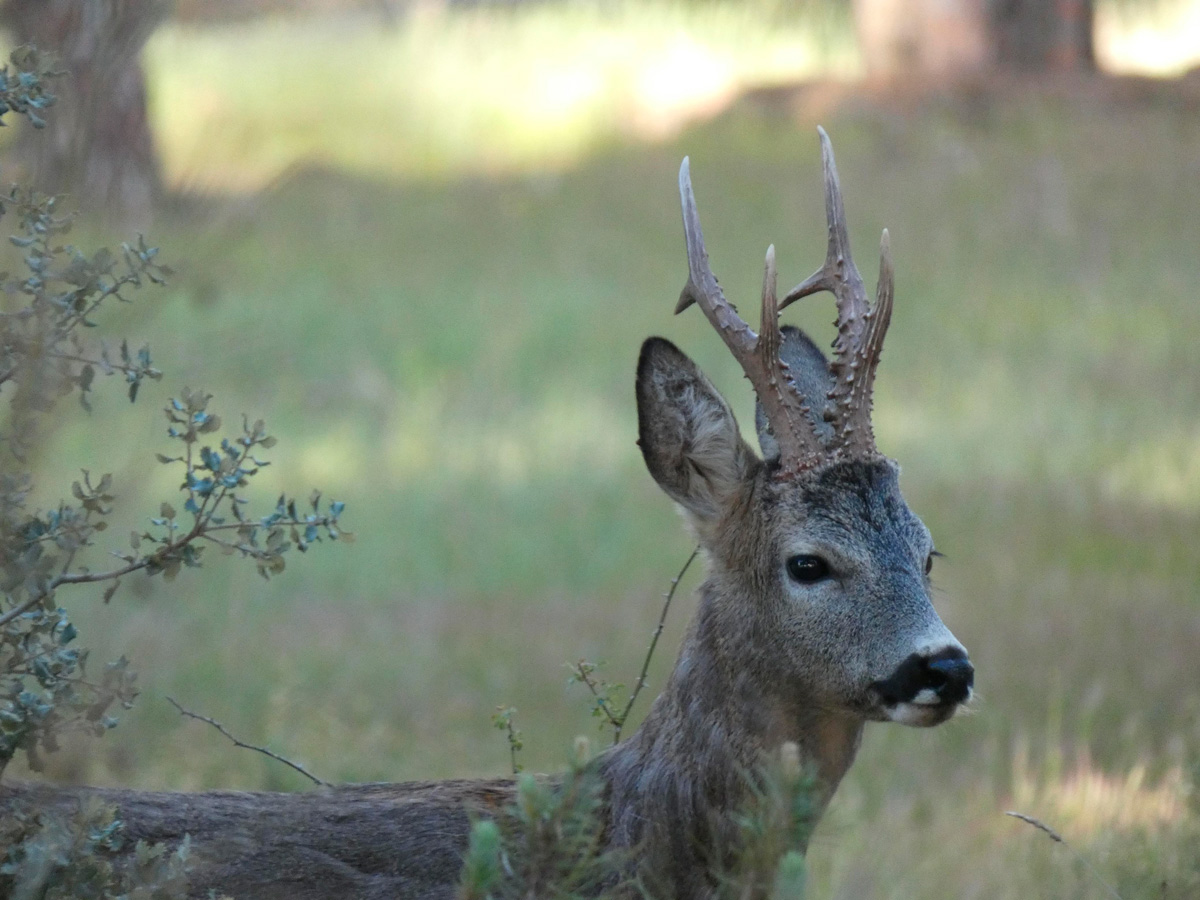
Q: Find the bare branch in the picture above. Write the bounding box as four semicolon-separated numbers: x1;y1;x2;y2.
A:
167;696;329;788
616;545;699;744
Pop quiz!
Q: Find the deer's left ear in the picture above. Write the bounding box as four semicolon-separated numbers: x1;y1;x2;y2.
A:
636;337;757;523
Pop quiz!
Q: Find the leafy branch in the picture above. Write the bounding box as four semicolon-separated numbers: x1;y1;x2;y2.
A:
0;45;59;130
492;705;524;775
0;389;350;777
0;45;348;782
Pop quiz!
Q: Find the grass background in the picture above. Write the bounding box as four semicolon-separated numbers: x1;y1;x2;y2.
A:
6;1;1200;896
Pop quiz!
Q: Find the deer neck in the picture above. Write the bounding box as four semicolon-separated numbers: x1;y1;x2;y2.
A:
600;580;864;884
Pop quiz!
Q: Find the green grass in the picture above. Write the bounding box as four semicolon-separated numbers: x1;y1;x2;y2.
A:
7;4;1200;897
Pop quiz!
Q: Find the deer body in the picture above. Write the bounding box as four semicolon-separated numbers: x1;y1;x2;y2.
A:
0;131;972;900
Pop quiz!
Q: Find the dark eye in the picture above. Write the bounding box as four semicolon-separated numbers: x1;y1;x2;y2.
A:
786;555;831;584
925;550;942;576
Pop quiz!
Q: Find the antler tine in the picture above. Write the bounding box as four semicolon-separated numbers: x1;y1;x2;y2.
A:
675;158;823;473
674;157;756;355
839;229;895;455
758;244;780;368
779;127;869;345
777;127;895;458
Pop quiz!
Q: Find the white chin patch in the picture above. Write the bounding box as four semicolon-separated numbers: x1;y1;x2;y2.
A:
887;699;959;727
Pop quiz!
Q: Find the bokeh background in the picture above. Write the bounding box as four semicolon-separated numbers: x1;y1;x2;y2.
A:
4;1;1200;896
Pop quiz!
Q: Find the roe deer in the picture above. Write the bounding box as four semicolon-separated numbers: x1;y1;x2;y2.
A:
600;126;973;896
0;129;972;900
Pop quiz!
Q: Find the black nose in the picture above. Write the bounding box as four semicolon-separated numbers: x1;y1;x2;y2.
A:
874;647;974;706
923;650;974;705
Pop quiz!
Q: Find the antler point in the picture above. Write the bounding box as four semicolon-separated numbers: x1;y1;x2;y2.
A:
675;288;696;315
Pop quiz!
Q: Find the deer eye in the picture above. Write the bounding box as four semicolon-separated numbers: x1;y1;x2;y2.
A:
925;550;942;576
786;554;831;584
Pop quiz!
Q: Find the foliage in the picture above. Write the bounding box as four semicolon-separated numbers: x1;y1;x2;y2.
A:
567;660;627;739
0;46;59;131
0;799;202;900
491;705;524;775
0;41;348;782
458;739;629;900
456;739;820;900
710;743;818;900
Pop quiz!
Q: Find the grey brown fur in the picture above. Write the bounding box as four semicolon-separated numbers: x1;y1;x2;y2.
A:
0;130;972;899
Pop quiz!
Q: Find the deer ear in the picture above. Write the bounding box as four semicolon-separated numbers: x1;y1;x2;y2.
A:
637;337;756;522
756;326;835;460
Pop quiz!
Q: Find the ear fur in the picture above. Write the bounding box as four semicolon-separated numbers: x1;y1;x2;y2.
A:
755;326;835;460
636;337;756;523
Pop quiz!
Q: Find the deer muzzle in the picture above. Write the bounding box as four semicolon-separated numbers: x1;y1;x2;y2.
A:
871;646;974;727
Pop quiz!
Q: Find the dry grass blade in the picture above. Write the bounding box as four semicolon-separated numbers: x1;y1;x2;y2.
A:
1004;810;1125;900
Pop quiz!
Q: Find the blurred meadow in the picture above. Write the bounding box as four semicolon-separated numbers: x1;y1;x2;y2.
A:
6;0;1200;896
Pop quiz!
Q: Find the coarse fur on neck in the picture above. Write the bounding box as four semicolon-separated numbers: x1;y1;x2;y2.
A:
599;571;864;899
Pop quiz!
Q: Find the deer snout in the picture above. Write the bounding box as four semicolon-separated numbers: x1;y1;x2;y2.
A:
922;651;974;704
873;647;974;718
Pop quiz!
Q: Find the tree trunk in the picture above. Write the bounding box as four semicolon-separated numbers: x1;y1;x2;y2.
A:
852;0;1095;79
2;0;168;227
853;0;990;79
1;778;515;899
990;0;1094;72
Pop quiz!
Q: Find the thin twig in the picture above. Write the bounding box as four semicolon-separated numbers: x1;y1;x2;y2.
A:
614;545;699;744
571;662;622;730
167;696;329;788
44;350;144;378
1005;811;1124;900
0;591;47;629
0;548;163;629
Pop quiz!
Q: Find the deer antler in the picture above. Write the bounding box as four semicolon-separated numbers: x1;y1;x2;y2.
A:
676;157;825;476
780;126;893;458
674;128;894;472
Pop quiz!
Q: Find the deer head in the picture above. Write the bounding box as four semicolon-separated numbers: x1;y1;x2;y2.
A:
635;129;973;744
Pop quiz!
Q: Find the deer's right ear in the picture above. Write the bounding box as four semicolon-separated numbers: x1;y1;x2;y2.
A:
636;337;756;523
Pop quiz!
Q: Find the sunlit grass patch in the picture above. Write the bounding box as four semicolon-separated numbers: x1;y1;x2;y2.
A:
1101;427;1200;510
142;0;1200;193
145;1;857;190
1010;752;1189;835
384;391;628;487
1098;0;1200;76
809;743;1198;899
